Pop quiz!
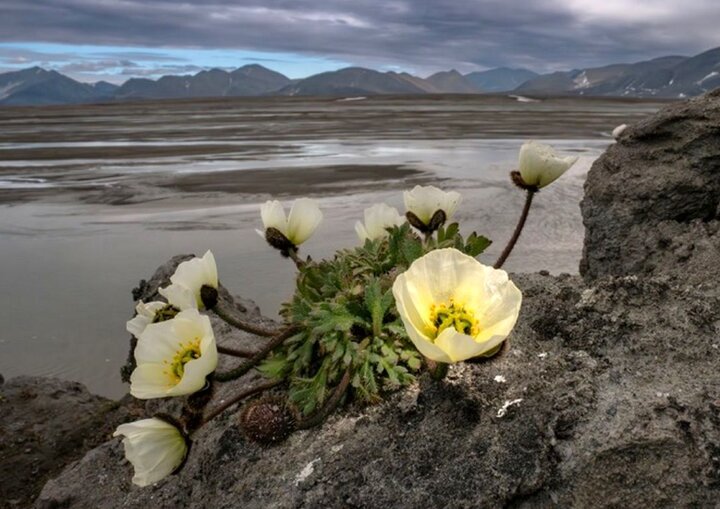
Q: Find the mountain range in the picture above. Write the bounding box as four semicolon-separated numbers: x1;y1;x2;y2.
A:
2;46;720;106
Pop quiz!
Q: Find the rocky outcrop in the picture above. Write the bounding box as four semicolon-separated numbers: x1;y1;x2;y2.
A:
581;89;720;282
0;377;135;509
35;273;720;508
31;92;720;508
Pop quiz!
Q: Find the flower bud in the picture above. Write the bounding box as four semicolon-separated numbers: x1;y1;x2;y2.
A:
238;396;296;444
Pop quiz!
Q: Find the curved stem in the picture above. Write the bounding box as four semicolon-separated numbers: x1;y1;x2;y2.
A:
198;379;282;427
212;301;279;337
287;248;305;270
217;345;254;358
494;190;536;269
212;327;298;382
296;369;351;430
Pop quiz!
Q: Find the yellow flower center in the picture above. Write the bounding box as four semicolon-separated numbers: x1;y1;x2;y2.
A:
166;339;202;382
430;301;479;339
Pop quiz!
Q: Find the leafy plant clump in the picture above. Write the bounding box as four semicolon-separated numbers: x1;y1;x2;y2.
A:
259;222;491;415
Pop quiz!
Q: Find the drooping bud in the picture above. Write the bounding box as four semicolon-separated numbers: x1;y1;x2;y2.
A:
238;396;296;444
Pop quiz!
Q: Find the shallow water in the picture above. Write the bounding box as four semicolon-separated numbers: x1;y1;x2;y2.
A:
0;95;665;397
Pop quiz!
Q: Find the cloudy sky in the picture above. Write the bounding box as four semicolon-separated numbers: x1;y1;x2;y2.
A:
1;0;719;83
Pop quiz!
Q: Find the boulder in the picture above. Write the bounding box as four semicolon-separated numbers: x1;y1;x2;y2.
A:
0;376;134;509
581;89;720;282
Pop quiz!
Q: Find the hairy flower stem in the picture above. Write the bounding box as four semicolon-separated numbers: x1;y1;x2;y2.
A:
211;301;279;337
287;248;305;270
494;189;536;269
212;327;298;382
199;379;282;427
296;369;351;430
216;345;254;358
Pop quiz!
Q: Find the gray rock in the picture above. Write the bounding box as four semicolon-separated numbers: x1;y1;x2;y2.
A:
35;272;720;508
581;89;720;282
0;376;133;509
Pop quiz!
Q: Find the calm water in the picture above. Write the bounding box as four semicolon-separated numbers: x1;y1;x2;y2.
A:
0;95;665;397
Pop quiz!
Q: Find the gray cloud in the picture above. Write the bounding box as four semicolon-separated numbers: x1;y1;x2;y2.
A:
1;0;719;74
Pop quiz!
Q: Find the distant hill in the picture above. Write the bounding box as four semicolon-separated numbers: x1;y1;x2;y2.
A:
277;67;430;96
114;64;291;100
514;50;720;98
2;46;720;105
0;67;114;106
424;70;481;93
465;68;538;92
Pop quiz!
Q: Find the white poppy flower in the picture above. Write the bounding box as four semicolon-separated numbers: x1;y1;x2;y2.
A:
403;185;461;226
161;251;218;309
130;309;218;399
113;418;187;487
355;203;405;242
126;301;169;337
258;198;323;247
392;248;522;363
518;141;578;189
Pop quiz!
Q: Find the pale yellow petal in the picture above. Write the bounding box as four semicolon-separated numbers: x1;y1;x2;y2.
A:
159;283;196;311
393;273;446;360
260;200;287;234
126;301;166;337
287;198;322;245
434;328;490;362
130;363;175;399
355;221;369;242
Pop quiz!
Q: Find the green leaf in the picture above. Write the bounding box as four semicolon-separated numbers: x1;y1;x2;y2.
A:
465;234;492;257
257;354;290;379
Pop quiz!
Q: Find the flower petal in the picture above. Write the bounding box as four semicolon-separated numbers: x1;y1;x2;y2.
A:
159;283;197;311
434;328;491;362
355;221;369;242
126;301;167;337
286;198;322;245
392;272;450;363
260;200;287;234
